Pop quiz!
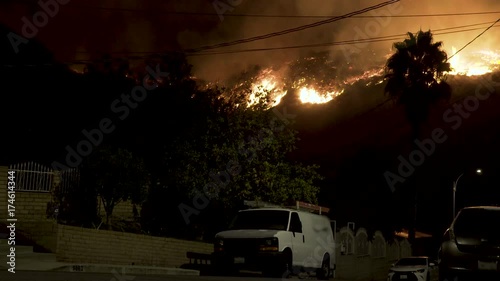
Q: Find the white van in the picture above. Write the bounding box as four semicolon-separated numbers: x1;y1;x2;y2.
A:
212;202;336;279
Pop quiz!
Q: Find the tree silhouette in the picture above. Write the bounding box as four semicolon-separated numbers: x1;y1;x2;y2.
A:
81;145;149;229
384;30;452;244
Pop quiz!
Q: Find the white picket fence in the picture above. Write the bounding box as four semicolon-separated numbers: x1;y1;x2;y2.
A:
8;161;80;192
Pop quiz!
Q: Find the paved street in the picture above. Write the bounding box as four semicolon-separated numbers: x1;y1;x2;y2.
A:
0;271;357;281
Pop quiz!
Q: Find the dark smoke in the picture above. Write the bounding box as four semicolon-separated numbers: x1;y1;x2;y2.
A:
0;0;498;81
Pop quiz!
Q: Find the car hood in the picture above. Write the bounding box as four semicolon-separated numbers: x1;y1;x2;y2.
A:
390;265;427;272
215;229;280;239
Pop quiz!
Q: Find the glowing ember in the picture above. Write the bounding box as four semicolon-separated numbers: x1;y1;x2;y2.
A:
448;47;500;76
299;87;343;104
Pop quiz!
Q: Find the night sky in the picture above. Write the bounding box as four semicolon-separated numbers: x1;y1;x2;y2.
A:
1;0;500;246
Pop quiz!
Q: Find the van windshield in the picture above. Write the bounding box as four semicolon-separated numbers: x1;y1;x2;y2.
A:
229;210;290;230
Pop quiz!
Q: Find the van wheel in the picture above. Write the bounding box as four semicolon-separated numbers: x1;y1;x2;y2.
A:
262;249;292;278
280;249;293;278
317;254;330;280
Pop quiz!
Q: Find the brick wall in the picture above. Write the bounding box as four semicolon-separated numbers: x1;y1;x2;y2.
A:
96;196;139;222
14;191;51;221
56;224;213;267
0;165;58;252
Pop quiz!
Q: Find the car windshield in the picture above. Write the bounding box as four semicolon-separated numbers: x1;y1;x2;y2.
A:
228;210;290;230
454;209;500;238
395;258;427;266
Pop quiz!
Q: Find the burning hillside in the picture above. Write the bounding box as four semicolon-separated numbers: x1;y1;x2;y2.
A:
448;47;500;76
204;47;500;108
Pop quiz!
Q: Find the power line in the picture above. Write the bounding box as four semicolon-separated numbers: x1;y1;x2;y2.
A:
448;18;500;60
65;20;498;56
184;0;401;53
187;23;500;56
220;11;500;19
3;19;499;67
13;2;500;19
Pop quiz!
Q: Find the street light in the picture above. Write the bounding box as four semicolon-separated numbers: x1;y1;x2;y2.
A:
452;174;463;219
453;169;483;218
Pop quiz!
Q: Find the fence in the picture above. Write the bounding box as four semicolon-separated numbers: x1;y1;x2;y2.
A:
335;226;413;280
337;226;411;258
5;162;136;223
8;161;80;193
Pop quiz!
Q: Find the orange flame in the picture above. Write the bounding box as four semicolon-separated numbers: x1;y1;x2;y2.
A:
299;87;343;104
448;46;500;76
248;75;287;108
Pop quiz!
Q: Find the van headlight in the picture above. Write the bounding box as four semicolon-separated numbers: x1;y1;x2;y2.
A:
259;238;278;252
264;238;277;246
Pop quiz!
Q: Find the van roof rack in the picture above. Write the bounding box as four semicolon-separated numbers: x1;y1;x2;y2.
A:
243;200;282;208
243;200;330;215
289;201;330;215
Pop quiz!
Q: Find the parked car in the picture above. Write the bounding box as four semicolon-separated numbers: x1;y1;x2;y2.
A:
438;206;500;280
387;256;435;281
211;202;335;279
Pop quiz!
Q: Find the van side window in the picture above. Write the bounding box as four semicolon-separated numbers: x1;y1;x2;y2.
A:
290;212;302;233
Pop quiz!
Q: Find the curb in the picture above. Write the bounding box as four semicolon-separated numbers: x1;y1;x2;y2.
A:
52;264;200;276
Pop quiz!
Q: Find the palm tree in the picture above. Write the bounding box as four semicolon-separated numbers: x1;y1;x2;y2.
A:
384;30;452;244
